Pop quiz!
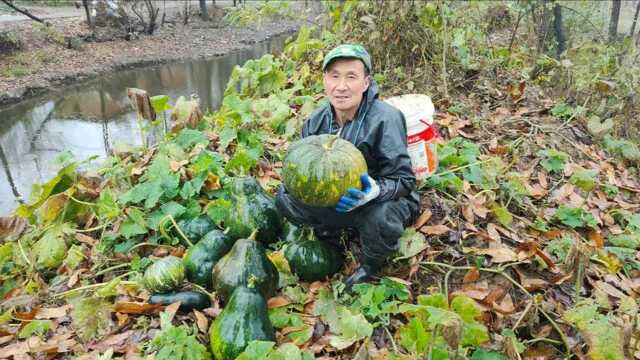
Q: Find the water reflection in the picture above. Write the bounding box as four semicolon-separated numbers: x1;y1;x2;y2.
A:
0;33;289;215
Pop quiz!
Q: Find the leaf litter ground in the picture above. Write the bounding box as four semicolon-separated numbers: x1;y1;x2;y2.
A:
0;17;639;360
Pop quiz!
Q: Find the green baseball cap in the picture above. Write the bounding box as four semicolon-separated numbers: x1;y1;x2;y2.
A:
322;44;372;73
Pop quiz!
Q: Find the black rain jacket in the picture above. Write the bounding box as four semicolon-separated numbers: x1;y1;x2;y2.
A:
300;80;420;210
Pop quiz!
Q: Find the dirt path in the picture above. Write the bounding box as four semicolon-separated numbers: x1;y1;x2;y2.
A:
0;1;317;107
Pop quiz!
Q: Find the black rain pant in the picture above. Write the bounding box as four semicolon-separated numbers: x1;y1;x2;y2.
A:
275;187;418;271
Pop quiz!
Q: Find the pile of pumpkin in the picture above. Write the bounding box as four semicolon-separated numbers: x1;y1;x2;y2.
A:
140;176;343;360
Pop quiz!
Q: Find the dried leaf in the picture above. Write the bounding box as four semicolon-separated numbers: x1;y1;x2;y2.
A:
164;302;181;322
0;216;27;241
463;268;480;283
486;223;501;242
268;296;291;309
466;247;518;263
420;224;450;235
193;309;208;334
35;305;72;319
414;209;432;228
113;302;163;315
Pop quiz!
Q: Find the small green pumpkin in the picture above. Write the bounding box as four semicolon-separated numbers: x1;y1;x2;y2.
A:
223;177;282;244
183;229;235;289
143;256;185;293
176;215;216;243
282;134;368;207
209;286;275;360
212;233;279;303
284;228;344;282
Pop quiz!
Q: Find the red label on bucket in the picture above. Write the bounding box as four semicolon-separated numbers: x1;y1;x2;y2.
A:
407;121;437;144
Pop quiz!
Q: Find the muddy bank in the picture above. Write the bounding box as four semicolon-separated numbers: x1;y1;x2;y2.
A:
0;5;317;107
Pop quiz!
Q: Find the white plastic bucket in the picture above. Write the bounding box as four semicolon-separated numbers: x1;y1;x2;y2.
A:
384;94;438;180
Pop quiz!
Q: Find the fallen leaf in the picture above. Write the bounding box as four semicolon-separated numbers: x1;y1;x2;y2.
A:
414;209;432;228
164;302;181;321
0;216;27;241
466;247;518;263
113;302;163;315
486;223;501;242
463;268;480;283
492;293;515;314
115;312;129;327
75;233;98;246
420;224;450;235
268;296;291;309
205;173;221;191
588;229;604;248
170;160;188;172
592;281;626;299
462;205;475;223
35;305;72;319
193;309;208;334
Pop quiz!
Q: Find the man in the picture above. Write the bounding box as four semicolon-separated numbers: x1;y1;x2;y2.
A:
276;44;420;289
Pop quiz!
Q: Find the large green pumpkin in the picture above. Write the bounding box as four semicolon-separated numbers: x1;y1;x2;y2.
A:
284;227;343;282
282;134;367;207
209;286;275;360
183;229;235;289
211;235;279;304
223;177;282;244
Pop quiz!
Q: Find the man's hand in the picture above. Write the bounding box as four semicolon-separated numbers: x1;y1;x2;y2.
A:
336;174;380;213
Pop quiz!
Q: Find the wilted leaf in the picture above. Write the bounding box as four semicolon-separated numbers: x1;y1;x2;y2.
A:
127;88;156;121
34;222;72;270
420;224;450;235
570;169;598;191
465;247;518;263
329;307;373;350
0;216;27;241
396;228;428;260
71;297;115;342
114;302;163;314
18;319;51;338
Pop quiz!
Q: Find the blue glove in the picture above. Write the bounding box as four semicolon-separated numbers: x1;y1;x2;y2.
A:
336;174;381;213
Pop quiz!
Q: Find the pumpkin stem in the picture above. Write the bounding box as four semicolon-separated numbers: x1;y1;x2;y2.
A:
248;229;258;241
247;274;257;289
323;135;339;151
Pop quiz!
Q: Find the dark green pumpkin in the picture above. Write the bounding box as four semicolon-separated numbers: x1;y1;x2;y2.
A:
284;228;343;281
282;134;368;207
176;215;216;243
223;177;282;244
149;291;211;311
183;229;235;288
209;286;275;360
211;235;279;304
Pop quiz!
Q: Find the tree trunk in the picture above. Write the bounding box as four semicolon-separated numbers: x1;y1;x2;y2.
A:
609;0;621;41
553;3;566;58
81;0;92;28
630;0;640;37
199;0;209;21
0;0;48;24
537;0;552;54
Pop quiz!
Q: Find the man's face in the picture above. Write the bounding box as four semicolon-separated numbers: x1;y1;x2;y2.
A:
323;58;370;116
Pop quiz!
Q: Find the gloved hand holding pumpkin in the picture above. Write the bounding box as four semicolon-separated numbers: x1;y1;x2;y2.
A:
336;174;380;213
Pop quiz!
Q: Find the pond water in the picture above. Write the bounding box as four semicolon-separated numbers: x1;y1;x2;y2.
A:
0;33;290;215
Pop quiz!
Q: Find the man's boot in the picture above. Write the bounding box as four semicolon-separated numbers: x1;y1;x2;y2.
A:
344;263;378;292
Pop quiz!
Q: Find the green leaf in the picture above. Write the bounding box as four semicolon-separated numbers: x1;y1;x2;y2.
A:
570;169;599;191
97;188;119;220
470;350;508;360
34;223;71;270
148;311;211;359
150;94;172;113
329;306;373;350
18;320;51;338
587;116;613;136
493;206;513;226
550;102;574;119
450;295;481;322
555;206;597;228
237;341;276;360
395;228;427;260
205;198;232;225
399;317;430;355
537;149;569;173
607;233;640;249
501;328;525;354
64;244;85;269
288;325;313;345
